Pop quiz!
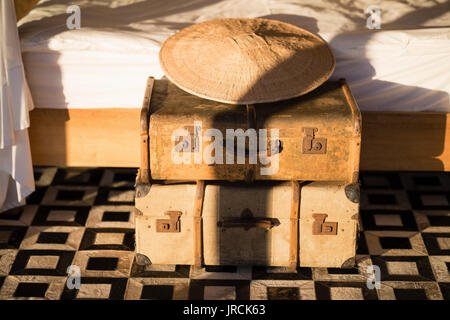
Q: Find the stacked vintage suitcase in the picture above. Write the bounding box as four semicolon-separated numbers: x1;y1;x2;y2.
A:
134;18;362;269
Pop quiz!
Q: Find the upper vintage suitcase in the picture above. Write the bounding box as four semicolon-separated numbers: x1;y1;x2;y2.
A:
137;77;361;184
134;180;360;269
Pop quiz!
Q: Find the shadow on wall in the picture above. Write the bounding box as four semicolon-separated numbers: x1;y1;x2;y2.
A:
23;49;69;167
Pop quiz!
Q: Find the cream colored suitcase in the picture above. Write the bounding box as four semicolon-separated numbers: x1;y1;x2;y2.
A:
134;180;359;268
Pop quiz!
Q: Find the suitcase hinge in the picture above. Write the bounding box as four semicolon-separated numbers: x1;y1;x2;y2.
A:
302;127;327;154
312;214;338;235
156;211;182;233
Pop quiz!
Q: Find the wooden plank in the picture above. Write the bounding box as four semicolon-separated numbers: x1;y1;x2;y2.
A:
29;108;450;171
361;111;450;171
289;180;300;271
193;180;205;267
29;108;141;167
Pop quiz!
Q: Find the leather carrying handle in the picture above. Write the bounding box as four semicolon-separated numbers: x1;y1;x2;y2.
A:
217;217;279;230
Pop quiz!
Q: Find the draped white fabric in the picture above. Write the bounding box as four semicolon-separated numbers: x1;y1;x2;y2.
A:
0;0;35;212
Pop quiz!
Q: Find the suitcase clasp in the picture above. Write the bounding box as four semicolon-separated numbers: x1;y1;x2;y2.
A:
302;127;327;154
312;214;338;235
156;211;182;233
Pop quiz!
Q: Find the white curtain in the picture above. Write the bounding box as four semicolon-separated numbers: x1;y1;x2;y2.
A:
0;0;35;212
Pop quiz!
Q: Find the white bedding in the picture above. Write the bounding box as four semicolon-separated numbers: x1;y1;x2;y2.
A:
18;0;450;111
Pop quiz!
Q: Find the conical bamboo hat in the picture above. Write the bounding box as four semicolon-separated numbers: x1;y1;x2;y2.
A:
159;18;335;105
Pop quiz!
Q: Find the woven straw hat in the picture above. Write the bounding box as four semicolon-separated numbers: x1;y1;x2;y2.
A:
159;18;335;105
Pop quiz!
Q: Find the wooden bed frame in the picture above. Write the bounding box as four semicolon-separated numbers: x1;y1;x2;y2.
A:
28;108;450;171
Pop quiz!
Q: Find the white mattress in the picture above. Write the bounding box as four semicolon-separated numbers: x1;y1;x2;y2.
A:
19;0;450;112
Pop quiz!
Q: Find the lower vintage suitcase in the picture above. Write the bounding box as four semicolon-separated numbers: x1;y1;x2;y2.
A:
134;180;360;268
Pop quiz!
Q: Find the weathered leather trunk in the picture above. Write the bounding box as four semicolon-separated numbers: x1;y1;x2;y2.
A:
134;180;360;268
139;78;361;184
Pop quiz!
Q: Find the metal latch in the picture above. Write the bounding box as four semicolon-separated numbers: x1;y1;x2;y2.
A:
312;214;338;235
156;211;182;233
302;127;327;154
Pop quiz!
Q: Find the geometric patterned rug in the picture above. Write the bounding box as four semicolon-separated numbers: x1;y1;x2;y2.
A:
0;167;449;300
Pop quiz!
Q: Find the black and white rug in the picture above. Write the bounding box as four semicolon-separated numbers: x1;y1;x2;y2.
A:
0;167;449;300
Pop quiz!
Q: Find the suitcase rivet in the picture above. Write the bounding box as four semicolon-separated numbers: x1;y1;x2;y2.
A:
313;142;322;151
135;253;152;266
345;184;360;203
